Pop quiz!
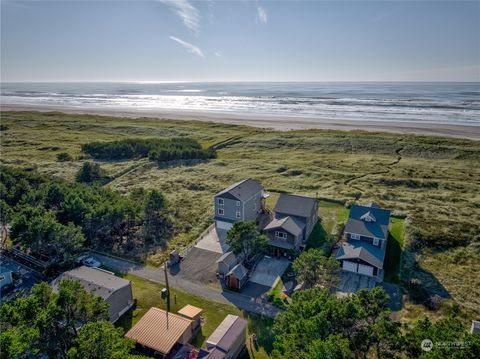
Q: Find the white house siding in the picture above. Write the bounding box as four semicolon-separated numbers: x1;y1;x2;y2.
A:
358;263;374;277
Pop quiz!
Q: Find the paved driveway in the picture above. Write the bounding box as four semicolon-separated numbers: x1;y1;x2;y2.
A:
194;226;230;254
337;271;377;294
171;247;222;287
89;252;281;318
249;256;290;288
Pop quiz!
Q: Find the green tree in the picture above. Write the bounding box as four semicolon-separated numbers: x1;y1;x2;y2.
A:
0;280;108;359
67;321;136;359
76;162;105;184
142;190;172;245
292;249;340;290
226;221;268;264
272;287;396;359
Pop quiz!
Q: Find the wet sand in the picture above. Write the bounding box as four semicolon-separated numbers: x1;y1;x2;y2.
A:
2;104;479;140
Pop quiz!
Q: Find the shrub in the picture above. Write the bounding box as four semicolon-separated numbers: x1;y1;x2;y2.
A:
75;162;105;183
57;152;73;162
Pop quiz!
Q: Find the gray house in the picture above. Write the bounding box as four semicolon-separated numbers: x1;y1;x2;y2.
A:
52;266;134;322
265;193;319;253
214;179;264;235
336;204;391;281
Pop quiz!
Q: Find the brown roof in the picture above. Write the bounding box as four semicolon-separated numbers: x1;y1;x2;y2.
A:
177;304;203;319
125;307;192;354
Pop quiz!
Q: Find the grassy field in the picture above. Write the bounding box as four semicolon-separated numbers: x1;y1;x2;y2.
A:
116;274;273;359
1;111;479;318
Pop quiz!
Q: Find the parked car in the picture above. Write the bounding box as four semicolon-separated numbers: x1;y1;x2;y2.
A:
76;254;101;268
82;257;101;268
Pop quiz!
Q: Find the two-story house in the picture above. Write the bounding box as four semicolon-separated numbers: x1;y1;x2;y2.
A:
214;179;264;236
336;204;391;282
263;193;319;254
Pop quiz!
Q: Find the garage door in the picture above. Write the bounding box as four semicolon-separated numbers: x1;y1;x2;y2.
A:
358;264;374;277
343;261;358;273
216;220;233;231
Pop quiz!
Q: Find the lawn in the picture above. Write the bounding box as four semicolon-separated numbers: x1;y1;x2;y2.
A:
307;201;349;250
116;274;274;359
1;111;479;317
383;217;406;283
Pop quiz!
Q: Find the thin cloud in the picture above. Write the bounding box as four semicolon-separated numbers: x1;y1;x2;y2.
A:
158;0;200;33
257;5;267;25
214;51;222;57
169;36;204;58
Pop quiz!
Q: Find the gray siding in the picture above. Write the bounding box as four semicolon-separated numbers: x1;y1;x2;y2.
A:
106;284;134;323
274;203;318;244
265;229;300;250
214;191;262;223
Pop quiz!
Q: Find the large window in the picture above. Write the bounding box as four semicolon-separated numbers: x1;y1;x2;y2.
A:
275;231;287;239
351;233;360;240
218;208;224;215
236;211;241;219
218;198;224;205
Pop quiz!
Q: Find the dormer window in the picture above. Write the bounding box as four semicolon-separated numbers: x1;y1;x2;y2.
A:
218;198;224;205
360;211;376;222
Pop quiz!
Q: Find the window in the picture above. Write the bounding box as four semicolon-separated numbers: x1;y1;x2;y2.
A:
236;211;241;219
275;231;287;239
351;233;360;240
373;237;380;246
253;203;257;210
236;201;240;206
218;208;224;215
218;198;224;205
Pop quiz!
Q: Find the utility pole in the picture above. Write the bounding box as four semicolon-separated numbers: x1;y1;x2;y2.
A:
163;264;171;313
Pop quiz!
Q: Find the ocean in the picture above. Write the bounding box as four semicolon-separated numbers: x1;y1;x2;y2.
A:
1;82;479;125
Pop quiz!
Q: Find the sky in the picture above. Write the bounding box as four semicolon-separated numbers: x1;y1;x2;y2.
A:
1;0;479;82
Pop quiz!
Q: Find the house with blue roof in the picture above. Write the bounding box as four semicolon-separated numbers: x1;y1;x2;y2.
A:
336;203;391;282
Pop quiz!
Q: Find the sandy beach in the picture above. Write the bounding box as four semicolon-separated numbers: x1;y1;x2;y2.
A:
2;104;480;140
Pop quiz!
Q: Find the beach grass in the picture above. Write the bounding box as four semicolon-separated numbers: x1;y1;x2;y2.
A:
1;110;479;318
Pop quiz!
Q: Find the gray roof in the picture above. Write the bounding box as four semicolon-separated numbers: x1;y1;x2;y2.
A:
226;263;248;280
345;204;391;240
215;179;263;201
216;251;238;267
52;266;130;300
336;241;385;268
264;216;304;237
206;315;247;353
274;193;318;218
